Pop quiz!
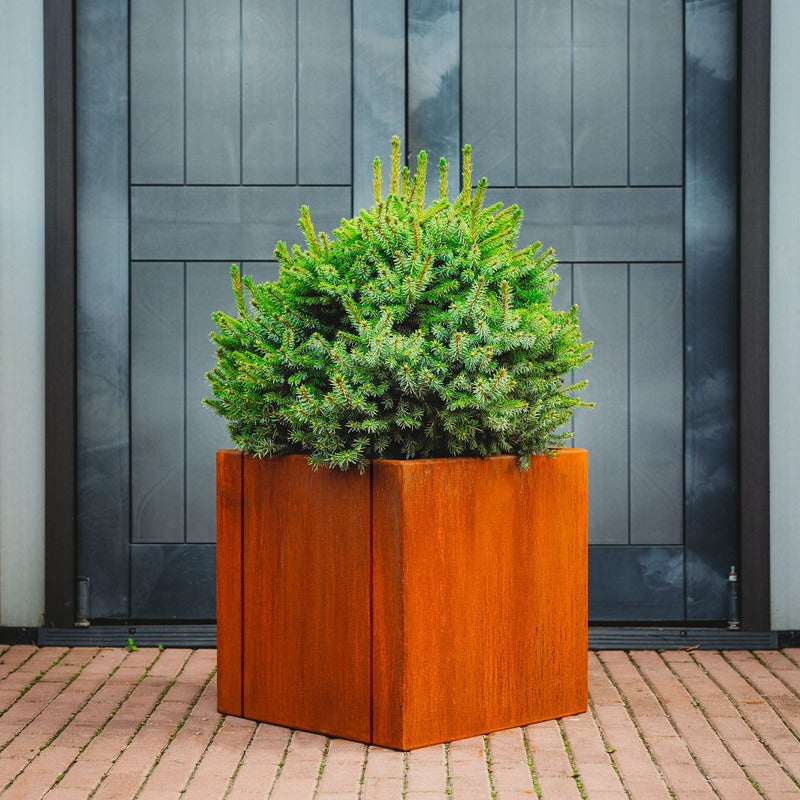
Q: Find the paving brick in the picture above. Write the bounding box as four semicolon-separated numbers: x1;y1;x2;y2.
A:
361;745;404;800
629;651;761;799
261;729;326;800
560;710;626;798
0;647;38;683
536;774;582;800
447;737;492;799
663;651;799;795
448;775;493;800
780;648;800;668
360;775;406;800
0;745;79;800
365;745;404;773
694;651;800;781
83;650;202;800
2;651;123;760
448;735;487;762
226;723;291;798
597;651;717;799
316;739;366;795
405;743;446;794
486;729;535;796
138;676;222;798
0;756;28;790
182;716;255;795
525;719;573;782
726;650;800;736
588;654;671;800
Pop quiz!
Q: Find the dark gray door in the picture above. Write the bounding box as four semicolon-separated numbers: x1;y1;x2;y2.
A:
417;0;739;622
76;0;737;622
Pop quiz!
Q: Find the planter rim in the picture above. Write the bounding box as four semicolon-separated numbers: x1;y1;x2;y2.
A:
219;448;587;466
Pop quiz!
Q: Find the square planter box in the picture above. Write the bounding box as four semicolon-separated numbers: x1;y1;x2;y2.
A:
216;448;588;750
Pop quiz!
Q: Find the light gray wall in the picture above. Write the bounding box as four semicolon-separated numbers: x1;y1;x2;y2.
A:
770;0;800;630
0;0;46;626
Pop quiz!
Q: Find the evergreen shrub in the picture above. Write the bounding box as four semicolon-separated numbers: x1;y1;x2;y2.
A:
206;137;591;471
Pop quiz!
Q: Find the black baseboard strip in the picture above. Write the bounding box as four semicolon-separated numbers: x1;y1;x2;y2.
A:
589;627;778;650
3;625;794;651
36;625;217;648
0;627;39;645
777;630;800;648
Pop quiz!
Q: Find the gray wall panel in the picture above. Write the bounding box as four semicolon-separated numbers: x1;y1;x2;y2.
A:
552;263;575;443
590;546;684;621
684;0;738;620
573;0;628;186
573;263;629;545
131;263;186;543
131;544;216;619
485;187;682;262
242;0;297;185
462;0;515;186
629;263;683;545
629;0;683;185
131;185;352;260
516;0;571;186
185;262;277;543
298;0;351;184
408;0;460;184
186;0;241;184
353;0;405;211
552;262;573;313
76;0;130;618
130;0;184;184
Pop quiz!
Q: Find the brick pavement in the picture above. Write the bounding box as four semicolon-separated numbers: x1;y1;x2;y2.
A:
0;645;798;799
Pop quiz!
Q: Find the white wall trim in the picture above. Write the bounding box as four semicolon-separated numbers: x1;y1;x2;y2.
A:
770;0;800;630
0;0;46;626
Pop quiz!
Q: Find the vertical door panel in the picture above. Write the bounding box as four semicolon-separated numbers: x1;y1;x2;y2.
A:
573;0;628;185
298;0;352;184
131;262;186;543
516;0;572;186
629;0;683;185
553;264;575;444
242;0;297;185
629;263;683;545
131;543;216;619
76;0;130;618
353;0;406;212
130;0;184;185
408;0;460;178
462;0;516;186
573;264;629;545
684;0;738;620
589;546;684;621
186;0;241;184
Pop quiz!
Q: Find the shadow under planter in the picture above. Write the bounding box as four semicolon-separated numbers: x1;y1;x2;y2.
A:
216;449;588;750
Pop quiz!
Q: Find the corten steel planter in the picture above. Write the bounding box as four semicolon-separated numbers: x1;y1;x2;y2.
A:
216;448;588;750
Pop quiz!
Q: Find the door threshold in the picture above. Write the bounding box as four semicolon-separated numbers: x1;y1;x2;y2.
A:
29;624;782;650
589;626;778;650
37;624;216;648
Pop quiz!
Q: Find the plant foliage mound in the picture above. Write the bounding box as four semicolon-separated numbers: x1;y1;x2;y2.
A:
207;137;591;470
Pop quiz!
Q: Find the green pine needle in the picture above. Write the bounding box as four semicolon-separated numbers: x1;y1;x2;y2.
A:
206;138;592;471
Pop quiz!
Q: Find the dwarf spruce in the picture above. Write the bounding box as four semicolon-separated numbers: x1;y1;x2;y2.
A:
206;137;591;471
